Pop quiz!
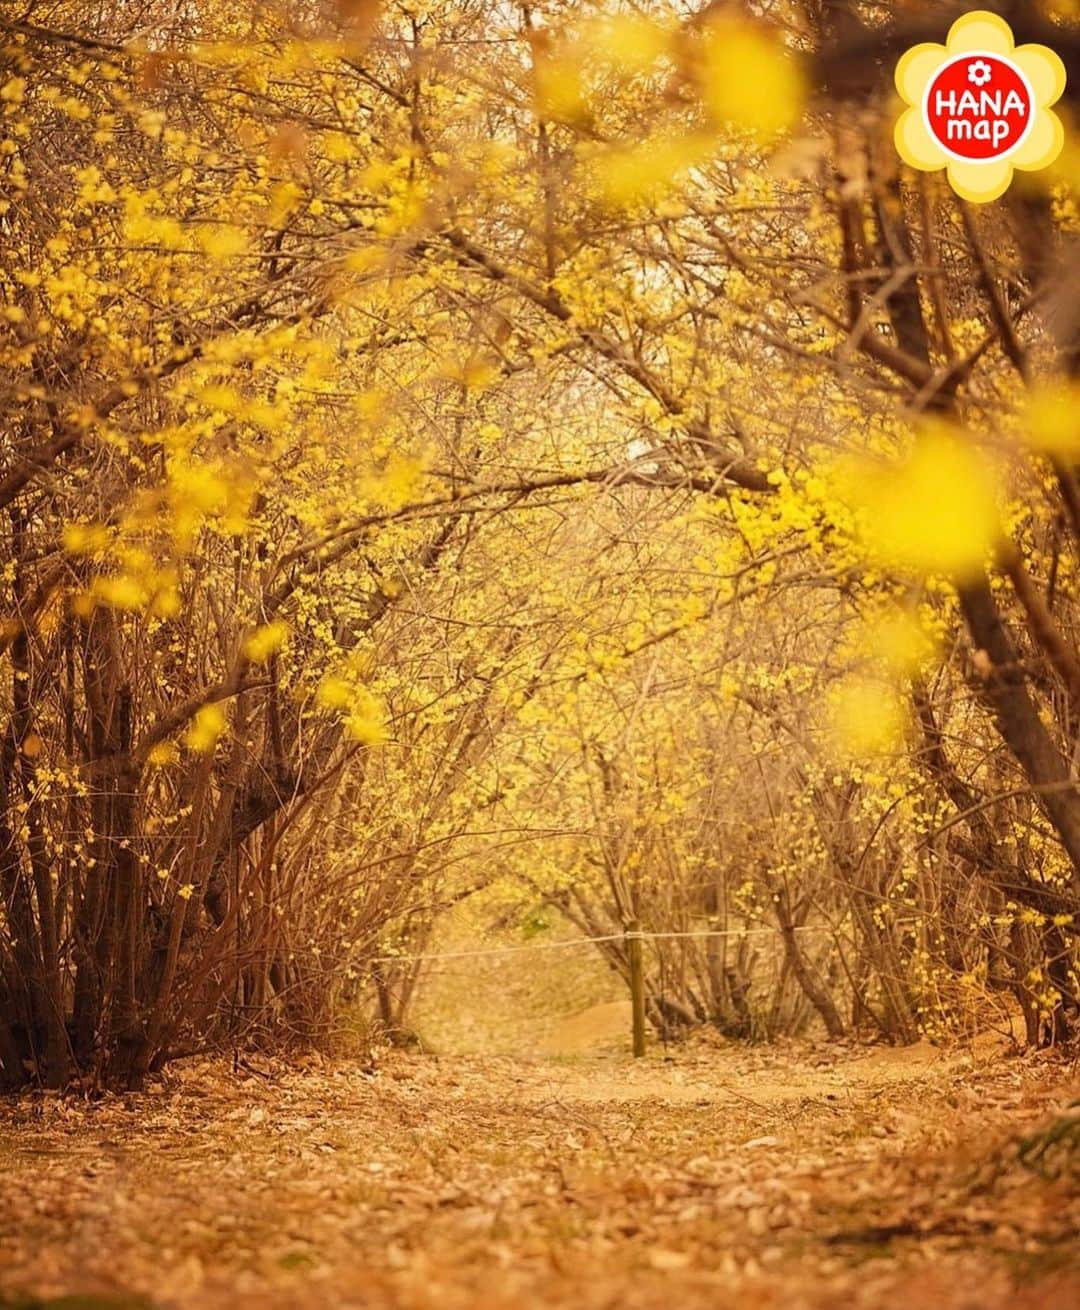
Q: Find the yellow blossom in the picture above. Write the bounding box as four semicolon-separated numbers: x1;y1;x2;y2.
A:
184;702;227;753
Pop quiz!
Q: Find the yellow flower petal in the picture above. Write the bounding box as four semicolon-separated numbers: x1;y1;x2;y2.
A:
946;11;1014;56
895;107;948;171
947;156;1014;203
1013;45;1067;107
895;44;946;105
1013;108;1065;171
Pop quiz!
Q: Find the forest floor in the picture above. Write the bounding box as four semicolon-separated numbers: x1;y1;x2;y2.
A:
0;1035;1078;1310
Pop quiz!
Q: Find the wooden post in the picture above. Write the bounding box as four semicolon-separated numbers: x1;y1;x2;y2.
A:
626;919;646;1057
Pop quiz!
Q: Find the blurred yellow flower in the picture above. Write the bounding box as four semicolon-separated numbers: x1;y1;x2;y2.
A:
843;427;1000;581
243;621;289;663
829;677;909;759
185;702;227;753
697;18;805;143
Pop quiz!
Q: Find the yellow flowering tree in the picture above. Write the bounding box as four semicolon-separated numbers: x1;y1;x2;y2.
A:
2;0;1080;1091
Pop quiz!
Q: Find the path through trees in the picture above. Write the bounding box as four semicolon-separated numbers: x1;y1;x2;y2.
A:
0;1043;1077;1309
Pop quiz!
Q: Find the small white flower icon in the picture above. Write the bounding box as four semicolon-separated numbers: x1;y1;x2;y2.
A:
968;59;993;87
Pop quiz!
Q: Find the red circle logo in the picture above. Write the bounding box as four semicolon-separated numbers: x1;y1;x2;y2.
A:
924;53;1033;161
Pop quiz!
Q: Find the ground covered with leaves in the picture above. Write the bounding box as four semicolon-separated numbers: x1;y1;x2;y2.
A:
0;1038;1077;1309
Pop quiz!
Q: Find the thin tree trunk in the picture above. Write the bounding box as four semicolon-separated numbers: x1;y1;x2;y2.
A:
774;891;845;1039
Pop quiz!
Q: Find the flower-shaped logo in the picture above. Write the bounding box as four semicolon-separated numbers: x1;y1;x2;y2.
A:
968;59;993;88
895;10;1066;203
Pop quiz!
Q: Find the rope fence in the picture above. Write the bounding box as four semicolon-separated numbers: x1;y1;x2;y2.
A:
369;921;854;1058
367;922;829;967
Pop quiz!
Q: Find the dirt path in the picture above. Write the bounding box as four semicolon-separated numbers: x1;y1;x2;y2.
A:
0;1040;1077;1309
